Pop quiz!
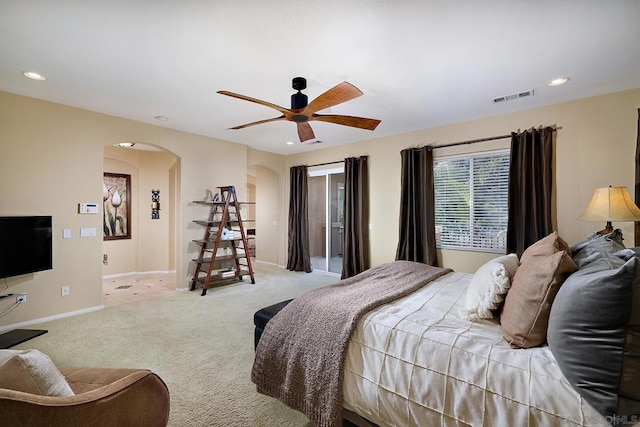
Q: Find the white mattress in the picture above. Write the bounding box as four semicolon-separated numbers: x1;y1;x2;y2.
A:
343;271;609;426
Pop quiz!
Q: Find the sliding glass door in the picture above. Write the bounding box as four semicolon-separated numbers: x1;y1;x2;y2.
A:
308;168;344;274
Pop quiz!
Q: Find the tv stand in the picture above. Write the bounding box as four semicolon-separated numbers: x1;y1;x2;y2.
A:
0;329;48;349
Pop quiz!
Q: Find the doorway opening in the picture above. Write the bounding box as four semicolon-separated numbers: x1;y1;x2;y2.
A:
102;143;179;306
308;167;344;275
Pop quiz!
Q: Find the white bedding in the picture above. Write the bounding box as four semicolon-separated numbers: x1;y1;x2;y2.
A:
343;271;609;426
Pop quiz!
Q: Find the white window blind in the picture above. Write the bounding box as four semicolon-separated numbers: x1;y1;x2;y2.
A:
434;149;510;253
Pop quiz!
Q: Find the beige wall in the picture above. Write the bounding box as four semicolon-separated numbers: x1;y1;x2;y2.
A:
284;88;640;273
247;149;287;266
255;166;281;265
0;91;248;329
137;151;177;272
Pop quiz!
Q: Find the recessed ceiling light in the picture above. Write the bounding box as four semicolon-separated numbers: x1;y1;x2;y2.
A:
22;71;47;81
547;77;570;87
286;141;295;145
116;142;135;147
153;115;169;122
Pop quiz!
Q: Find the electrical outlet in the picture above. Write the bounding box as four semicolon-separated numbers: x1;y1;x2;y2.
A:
61;286;70;297
16;293;27;303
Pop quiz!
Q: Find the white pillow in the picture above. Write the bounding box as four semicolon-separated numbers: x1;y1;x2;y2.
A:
464;253;519;321
0;349;74;396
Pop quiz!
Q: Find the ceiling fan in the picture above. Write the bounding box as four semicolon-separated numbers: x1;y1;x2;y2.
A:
217;77;381;142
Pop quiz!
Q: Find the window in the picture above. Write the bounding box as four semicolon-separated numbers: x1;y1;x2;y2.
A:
434;149;510;253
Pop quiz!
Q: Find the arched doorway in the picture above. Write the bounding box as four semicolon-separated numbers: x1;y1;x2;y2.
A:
102;143;180;306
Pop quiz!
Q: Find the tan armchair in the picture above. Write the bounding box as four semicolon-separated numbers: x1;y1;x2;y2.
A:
0;366;170;427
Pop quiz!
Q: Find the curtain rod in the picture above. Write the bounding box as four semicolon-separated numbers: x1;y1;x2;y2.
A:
430;127;559;150
430;134;511;149
306;160;345;168
304;128;560;161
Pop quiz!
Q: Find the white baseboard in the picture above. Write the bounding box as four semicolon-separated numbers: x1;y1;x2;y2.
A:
0;305;104;333
253;260;284;268
103;270;176;280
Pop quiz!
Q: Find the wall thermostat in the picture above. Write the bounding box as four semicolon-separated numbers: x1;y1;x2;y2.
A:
79;203;98;214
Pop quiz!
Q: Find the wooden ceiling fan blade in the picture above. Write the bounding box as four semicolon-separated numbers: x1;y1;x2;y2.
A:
302;82;363;115
217;90;291;115
297;122;315;142
228;116;286;130
311;114;381;130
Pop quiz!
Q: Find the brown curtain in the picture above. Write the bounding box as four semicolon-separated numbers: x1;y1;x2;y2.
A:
341;156;370;279
287;165;311;272
506;127;554;257
395;147;438;266
635;109;640;246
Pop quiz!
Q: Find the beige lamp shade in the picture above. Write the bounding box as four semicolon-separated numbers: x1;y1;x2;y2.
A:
578;186;640;234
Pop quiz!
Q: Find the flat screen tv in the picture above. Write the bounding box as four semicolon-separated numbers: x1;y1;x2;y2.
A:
0;216;53;279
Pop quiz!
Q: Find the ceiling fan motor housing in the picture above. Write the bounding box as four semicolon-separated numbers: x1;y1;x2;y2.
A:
291;77;308;110
292;77;307;91
291;92;308;110
291;77;309;110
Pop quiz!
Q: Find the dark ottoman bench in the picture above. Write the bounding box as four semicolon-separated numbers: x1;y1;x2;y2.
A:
253;299;293;349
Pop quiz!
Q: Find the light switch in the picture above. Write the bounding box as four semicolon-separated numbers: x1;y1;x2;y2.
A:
80;227;97;237
62;229;71;239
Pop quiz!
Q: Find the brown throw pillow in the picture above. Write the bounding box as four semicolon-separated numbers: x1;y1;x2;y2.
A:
501;232;577;348
519;231;571;263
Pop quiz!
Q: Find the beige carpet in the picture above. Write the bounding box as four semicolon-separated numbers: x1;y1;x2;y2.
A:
13;263;339;426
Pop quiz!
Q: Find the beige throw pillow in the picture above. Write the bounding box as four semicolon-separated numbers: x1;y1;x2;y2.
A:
501;232;577;348
0;349;74;396
520;231;571;263
464;253;520;320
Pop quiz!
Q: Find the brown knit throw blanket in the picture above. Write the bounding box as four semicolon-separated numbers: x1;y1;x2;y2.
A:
251;261;452;427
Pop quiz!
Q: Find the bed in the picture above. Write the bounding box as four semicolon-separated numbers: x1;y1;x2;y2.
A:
253;231;640;427
342;271;605;426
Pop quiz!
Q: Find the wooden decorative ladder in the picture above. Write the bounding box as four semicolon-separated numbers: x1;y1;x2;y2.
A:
190;185;255;296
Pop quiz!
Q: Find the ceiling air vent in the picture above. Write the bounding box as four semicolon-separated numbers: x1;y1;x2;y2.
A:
493;89;534;103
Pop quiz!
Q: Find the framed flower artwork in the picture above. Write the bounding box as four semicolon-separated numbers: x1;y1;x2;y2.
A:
103;172;131;240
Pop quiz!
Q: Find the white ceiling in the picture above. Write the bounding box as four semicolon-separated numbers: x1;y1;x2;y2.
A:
1;1;639;155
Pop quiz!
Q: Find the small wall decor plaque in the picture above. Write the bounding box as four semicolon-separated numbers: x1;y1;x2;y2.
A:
152;189;160;219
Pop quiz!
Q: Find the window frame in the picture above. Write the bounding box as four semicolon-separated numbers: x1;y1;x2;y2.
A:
433;148;510;254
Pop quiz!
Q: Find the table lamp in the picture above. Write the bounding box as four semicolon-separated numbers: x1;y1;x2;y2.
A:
578;185;640;235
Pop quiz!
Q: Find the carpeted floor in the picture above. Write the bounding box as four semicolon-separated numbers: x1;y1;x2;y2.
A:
13;263;339;426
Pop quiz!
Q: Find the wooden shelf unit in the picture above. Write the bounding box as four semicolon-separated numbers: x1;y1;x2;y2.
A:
190;185;255;296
